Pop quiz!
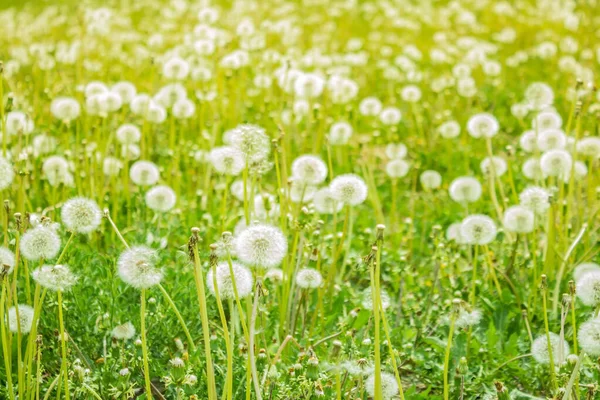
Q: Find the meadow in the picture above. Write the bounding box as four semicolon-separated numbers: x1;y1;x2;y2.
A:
0;0;600;399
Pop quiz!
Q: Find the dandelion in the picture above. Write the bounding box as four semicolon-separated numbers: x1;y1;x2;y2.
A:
0;247;15;275
460;215;497;245
532;110;562;130
449;177;482;203
209;146;246;176
116;124;141;145
328;121;353;145
50;97;81;121
365;371;399;400
291;155;328;185
467;113;499;138
7;305;35;333
61;197;102;233
578;318;600;357
519;130;538;153
576;136;600;158
295;268;323;289
117;246;163;289
206;261;254;299
42;155;73;187
227;124;271;162
573;263;600;283
502;205;534;233
531;333;569;365
20;226;61;261
519;186;550;214
379;107;402;125
112;322;136;340
130;161;160;186
454;308;482;329
536;129;566;151
437;120;461;139
385;143;408;159
420;170;442;190
522;158;543;180
540;149;572;178
446;222;467;244
32;264;77;291
313;187;343;214
359;97;383;116
575;271;600;306
264;268;284;283
329;174;368;206
361;287;391;310
234;223;288;268
385;159;410;178
145;185;177;212
480;156;507;177
525;82;554;110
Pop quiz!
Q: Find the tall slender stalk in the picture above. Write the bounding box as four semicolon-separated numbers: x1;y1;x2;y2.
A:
140;289;153;400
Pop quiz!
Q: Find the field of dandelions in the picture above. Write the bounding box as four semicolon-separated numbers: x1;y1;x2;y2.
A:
1;0;600;399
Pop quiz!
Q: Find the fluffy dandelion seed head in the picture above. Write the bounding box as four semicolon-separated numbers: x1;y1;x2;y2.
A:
576;271;600;306
438;120;461;139
446;222;467;244
117;246;163;289
420;170;442;190
480;156;507;177
264;268;284;283
20;226;61;261
540;149;572;178
365;371;399;400
111;81;137;104
116;124;141;145
522;158;543;180
467;113;499;138
295;268;323;289
313;187;343;215
385;143;408;159
328;121;353;145
234;224;288;268
519;130;538;153
50;97;81;121
172;98;196;119
289;181;317;203
32;264;77;292
162;56;190;80
519;186;550;215
449;177;482;203
103;157;123;177
228;124;271;162
42;156;73;187
361;287;391;310
343;359;374;376
206;261;253;299
111;322;136;340
0;157;14;191
385;159;410;179
537;129;566;151
7;305;35;333
61;197;102;234
145;185;177;212
532;109;562;130
576;137;600;158
291;155;328;185
573;263;600;283
531;333;570;365
502;205;534;234
460;214;497;245
0;247;16;275
6;111;34;135
359;97;382;116
329;174;368;206
401;85;422;102
129;161;160;186
379;107;402;125
525;82;554;110
209;146;245;176
454;308;482;329
578;318;600;357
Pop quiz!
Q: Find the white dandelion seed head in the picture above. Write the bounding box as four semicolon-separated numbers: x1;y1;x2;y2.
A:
61;197;102;234
130;94;152;115
449;177;482;203
385;159;410;179
480;156;507;177
343;359;374;376
467;113;499;138
117;246;163;289
129;161;160;186
112;322;136;340
209;146;245;176
379;107;402;125
20;226;61;261
0;157;14;190
227;124;271;162
291;155;328;185
522;157;543;180
328;121;353;146
460;214;497;245
540;149;572;178
359;96;383;116
578;317;600;357
519;130;538;153
103;157;123;177
0;247;16;275
5;111;34;136
293;72;325;98
145;185;177;212
385;143;408;159
172;98;196;119
537;129;566;152
329;174;368;206
446;222;467;244
32;134;58;156
575;137;600;158
531;333;569;365
437;120;461;139
502;205;534;234
567;161;587;182
420;170;442;190
295;268;323;289
313;187;343;215
576;271;600;306
32;264;77;292
401;85;422;102
532;109;562;130
116;124;141;145
162;56;190;80
454;308;482;329
264;268;284;283
206;261;254;299
42;156;73;187
50;97;81;122
289;181;317;204
573;263;600;283
111;81;137;104
144;102;167;124
361;287;391;311
7;305;35;333
525;82;554;110
365;371;399;400
519;186;550;215
234;224;288;268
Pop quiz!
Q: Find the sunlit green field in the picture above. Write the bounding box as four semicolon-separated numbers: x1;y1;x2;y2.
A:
0;0;600;399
